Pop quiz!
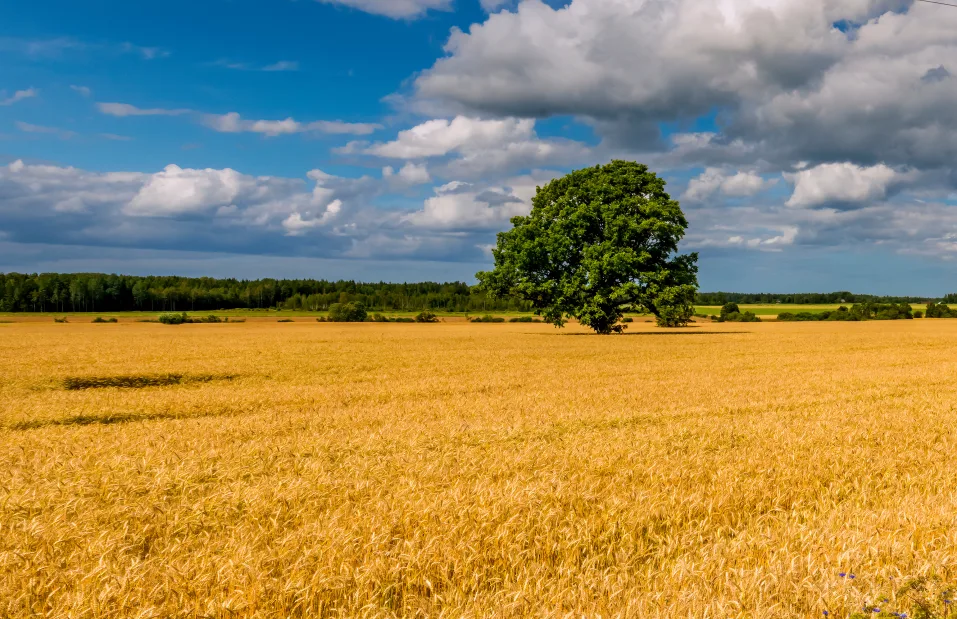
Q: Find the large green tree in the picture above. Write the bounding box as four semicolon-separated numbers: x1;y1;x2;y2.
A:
476;161;699;334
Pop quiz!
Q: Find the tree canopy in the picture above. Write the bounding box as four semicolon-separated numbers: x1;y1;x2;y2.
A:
477;160;698;334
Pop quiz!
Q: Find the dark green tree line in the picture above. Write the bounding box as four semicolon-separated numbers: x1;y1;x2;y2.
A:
696;291;934;305
0;273;531;313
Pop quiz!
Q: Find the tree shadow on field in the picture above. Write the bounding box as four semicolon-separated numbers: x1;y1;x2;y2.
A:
61;373;236;390
6;408;247;432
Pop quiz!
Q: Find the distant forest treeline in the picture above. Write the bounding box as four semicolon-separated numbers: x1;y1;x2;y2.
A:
0;272;530;313
694;291;953;305
0;272;953;313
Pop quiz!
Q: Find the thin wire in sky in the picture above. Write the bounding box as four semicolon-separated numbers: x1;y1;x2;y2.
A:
915;0;957;8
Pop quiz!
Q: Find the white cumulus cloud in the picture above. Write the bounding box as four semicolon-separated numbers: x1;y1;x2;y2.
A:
383;162;432;185
353;116;590;177
685;168;776;201
785;163;905;208
126;165;249;216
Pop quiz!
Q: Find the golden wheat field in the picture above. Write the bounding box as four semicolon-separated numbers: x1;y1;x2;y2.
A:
3;319;957;618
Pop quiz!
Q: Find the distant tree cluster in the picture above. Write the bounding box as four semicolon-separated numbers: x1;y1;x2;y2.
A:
710;302;761;323
157;313;226;324
778;303;915;322
924;302;957;318
0;272;530;313
697;291;932;305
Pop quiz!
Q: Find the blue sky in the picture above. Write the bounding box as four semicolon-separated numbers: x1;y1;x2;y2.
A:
2;0;957;294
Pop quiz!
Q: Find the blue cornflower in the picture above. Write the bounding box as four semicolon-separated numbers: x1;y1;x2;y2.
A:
849;574;856;579
823;612;829;617
839;573;847;578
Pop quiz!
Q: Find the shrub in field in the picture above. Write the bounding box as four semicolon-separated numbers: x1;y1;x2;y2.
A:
720;302;740;318
158;312;189;325
778;304;913;322
328;302;368;322
778;312;824;321
914;310;924;318
157;313;226;324
509;316;542;323
414;311;439;323
710;302;761;323
620;317;634;323
712;311;761;323
785;306;860;321
925;302;957;318
470;315;505;323
371;313;390;322
277;319;294;323
316;316;327;322
392;317;415;323
857;302;913;320
92;317;118;323
53;317;68;323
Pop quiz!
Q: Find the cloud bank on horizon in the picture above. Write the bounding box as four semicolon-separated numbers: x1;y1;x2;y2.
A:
2;0;957;291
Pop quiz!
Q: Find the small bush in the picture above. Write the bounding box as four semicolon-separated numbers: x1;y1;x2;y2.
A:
92;317;118;323
655;302;695;327
778;311;824;322
371;313;390;323
328;302;368;322
620;317;634;323
54;317;68;323
914;310;924;318
470;315;505;323
157;312;227;324
224;317;245;323
392;317;415;323
720;302;740;318
158;312;189;325
415;311;439;323
712;311;761;323
509;316;543;323
316;316;327;322
277;319;294;323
